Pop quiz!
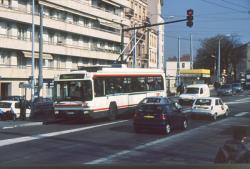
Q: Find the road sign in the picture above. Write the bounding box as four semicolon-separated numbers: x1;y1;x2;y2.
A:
19;82;32;88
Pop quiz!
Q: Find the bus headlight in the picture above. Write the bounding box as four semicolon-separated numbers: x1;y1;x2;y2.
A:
84;111;89;114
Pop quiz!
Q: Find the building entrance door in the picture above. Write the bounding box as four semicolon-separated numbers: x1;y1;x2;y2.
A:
0;83;11;98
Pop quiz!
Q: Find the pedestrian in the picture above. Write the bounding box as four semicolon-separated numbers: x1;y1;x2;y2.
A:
214;126;250;163
20;98;26;120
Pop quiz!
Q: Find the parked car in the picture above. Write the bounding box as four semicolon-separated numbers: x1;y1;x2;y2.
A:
191;97;230;120
232;83;244;94
133;96;188;134
0;100;31;120
2;96;25;101
217;84;233;96
179;84;210;106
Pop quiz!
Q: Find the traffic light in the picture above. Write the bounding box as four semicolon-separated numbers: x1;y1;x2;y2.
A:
186;9;193;27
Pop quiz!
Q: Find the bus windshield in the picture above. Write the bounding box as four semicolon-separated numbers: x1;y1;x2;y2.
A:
54;80;92;101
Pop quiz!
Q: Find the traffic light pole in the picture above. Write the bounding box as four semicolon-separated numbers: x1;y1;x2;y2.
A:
119;18;187;63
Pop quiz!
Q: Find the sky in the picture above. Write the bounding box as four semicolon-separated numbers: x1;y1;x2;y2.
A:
162;0;250;59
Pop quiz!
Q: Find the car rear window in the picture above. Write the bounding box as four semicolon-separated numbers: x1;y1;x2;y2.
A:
141;98;162;104
0;102;12;108
186;87;199;94
137;104;164;114
194;99;211;106
232;83;241;87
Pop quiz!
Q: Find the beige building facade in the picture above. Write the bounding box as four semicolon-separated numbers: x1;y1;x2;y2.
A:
0;0;130;99
148;0;164;69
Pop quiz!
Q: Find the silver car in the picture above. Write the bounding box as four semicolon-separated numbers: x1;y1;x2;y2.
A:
217;84;232;96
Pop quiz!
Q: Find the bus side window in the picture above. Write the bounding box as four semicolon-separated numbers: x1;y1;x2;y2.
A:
94;78;104;97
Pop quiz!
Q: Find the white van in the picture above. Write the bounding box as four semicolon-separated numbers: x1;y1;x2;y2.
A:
179;84;210;105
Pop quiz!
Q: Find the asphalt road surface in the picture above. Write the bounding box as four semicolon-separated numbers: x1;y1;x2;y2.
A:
0;95;249;166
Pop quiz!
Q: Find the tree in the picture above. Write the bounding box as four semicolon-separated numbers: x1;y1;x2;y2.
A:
194;35;242;81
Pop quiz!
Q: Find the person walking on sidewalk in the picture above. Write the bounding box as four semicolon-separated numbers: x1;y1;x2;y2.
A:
19;98;26;120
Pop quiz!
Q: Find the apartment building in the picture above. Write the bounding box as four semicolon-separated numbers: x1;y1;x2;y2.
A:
0;0;130;99
125;0;149;68
148;0;164;69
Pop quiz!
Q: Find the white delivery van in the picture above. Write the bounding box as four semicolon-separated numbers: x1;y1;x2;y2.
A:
179;84;210;105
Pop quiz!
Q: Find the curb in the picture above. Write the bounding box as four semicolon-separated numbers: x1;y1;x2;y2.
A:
1;121;43;129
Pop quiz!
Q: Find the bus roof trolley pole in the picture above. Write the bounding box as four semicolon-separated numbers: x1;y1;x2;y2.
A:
118;18;188;64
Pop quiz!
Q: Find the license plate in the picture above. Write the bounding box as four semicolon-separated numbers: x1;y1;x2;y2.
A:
67;112;75;115
144;115;154;119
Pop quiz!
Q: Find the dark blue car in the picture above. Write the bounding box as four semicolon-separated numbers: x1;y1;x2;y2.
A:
133;97;188;134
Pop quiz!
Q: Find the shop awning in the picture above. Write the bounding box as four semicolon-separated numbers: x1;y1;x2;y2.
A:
22;51;53;60
180;69;210;77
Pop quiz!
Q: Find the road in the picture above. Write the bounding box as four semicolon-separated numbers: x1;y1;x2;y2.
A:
0;95;249;166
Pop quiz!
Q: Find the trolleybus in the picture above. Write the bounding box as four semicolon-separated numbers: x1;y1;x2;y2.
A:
53;64;166;121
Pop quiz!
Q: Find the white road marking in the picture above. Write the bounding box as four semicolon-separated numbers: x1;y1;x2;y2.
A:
85;118;231;164
234;112;249;117
225;98;250;105
0;120;128;147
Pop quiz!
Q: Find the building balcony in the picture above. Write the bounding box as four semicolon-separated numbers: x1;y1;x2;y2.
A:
125;8;134;18
43;0;130;26
0;64;69;79
0;6;130;43
0;34;120;61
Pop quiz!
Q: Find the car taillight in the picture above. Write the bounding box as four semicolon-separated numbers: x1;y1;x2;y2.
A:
161;114;167;120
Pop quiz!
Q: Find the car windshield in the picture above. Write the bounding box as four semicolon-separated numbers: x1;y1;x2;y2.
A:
194;99;212;106
221;84;231;89
0;102;11;108
232;83;241;87
137;104;165;114
186;87;199;94
54;80;93;101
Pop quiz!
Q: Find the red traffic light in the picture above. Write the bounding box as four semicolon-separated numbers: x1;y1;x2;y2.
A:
187;9;193;16
186;9;194;27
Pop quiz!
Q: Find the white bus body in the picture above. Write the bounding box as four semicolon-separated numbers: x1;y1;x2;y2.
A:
53;65;166;120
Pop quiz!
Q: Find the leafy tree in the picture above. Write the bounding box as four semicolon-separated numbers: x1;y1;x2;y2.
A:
194;35;242;81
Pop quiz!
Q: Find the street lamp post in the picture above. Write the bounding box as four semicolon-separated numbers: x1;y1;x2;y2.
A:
217;34;231;83
217;38;221;83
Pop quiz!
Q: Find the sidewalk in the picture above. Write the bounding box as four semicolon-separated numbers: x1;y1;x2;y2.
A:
0;119;43;129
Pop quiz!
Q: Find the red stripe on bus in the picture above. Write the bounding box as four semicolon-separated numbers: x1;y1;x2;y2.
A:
93;74;162;77
54;104;82;107
93;104;137;112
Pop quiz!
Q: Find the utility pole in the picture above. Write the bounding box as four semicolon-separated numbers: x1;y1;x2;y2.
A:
38;4;44;97
190;34;193;69
133;28;137;68
217;39;221;82
177;36;181;86
31;0;35;101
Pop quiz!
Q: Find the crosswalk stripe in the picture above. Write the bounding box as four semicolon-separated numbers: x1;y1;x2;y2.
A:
234;112;249;117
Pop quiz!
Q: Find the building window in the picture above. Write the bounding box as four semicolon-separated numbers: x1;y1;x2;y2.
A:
48;31;55;44
6;23;11;37
73;15;79;25
182;63;185;68
17;25;27;40
48;59;54;68
72;35;79;46
0;51;10;65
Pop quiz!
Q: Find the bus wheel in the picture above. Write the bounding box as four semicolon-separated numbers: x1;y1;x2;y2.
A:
108;103;117;121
